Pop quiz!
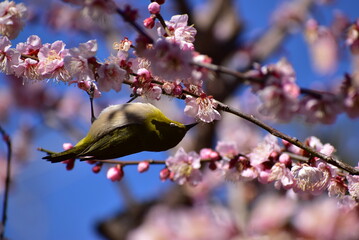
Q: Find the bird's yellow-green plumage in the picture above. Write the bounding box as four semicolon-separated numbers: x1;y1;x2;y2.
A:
43;102;196;163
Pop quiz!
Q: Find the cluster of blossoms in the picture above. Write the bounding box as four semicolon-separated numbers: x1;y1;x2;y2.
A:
153;135;359;208
248;56;359;124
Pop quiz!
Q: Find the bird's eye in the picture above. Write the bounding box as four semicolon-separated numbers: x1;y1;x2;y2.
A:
170;123;178;127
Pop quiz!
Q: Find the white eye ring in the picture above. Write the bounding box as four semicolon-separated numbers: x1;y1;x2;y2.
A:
170;123;178;127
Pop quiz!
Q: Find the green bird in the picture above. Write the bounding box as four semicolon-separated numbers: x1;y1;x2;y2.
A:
43;102;197;162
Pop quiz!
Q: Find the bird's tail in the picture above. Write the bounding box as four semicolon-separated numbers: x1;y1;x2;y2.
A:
42;147;80;163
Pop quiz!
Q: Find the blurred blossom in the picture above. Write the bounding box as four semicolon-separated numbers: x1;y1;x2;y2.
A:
250;59;300;122
299;93;343;124
128;205;239;240
184;95;221;123
347;19;359;54
293;198;359;240
0;0;27;39
271;1;308;30
166;147;202;186
341;74;359;118
248;194;295;235
215;141;238;159
305;19;338;74
327;177;347;198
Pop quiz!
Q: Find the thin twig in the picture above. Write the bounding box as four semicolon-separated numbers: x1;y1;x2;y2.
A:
0;125;12;240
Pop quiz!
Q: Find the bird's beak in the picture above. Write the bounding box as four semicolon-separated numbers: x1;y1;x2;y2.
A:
185;122;198;131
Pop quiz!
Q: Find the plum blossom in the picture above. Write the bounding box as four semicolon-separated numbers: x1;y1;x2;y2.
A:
37;40;70;82
158;14;197;49
248;134;280;168
250;59;300;122
0;36;20;74
340;74;359;118
166;147;202;186
291;162;331;195
0;0;27;39
97;61;126;92
327;177;347;198
269;162;295;190
184;94;221;123
13;35;43;80
142;39;193;81
132;68;162;100
346;175;359;200
64;39;98;82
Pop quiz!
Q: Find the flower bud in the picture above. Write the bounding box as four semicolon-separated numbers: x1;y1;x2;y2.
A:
138;161;150;173
107;165;124;181
148;2;160;14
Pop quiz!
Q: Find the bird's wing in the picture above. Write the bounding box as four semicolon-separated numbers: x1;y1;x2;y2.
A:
78;124;145;160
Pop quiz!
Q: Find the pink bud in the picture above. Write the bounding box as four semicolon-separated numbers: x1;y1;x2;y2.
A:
148;2;161;14
173;85;183;96
143;16;155;29
107;165;124;182
279;153;292;166
63;143;73;150
138;161;150;173
200;148;220;161
159;168;170;181
64;159;75;171
92;163;102;173
137;68;151;80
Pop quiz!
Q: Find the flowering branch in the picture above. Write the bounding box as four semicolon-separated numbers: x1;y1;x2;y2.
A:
0;125;12;240
216;101;359;175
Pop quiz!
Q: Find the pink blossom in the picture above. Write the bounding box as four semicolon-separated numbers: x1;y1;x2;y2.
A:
132;68;162;100
64;0;116;22
251;59;300;122
148;2;160;14
199;148;220;161
268;162;295;190
61;143;75;170
0;0;27;39
137;161;150;173
37;40;70;82
142;39;193;81
166;147;202;186
107;165;124;182
248;134;280;168
128;205;238;240
97;62;126;92
327;177;347;198
64;39;98;82
158;14;197;49
291;162;331;195
294;198;359;240
346;175;359;199
306;136;335;156
0;36;20;74
215;141;238;159
184;95;221;123
340;74;359;118
299;93;343;124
